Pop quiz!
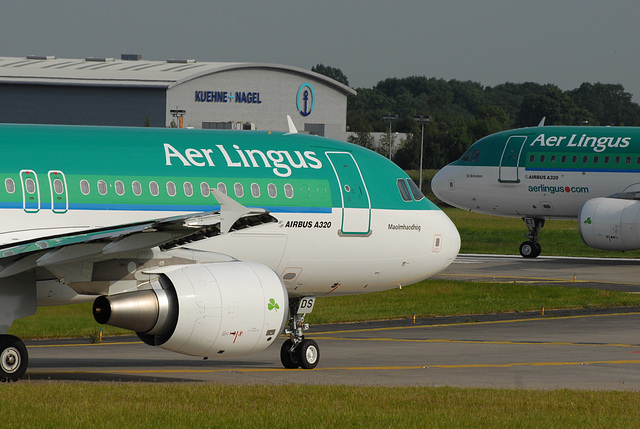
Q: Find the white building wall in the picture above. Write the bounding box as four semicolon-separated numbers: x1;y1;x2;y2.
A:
167;69;350;140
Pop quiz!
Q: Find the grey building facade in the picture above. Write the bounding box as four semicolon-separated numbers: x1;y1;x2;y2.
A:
0;56;355;141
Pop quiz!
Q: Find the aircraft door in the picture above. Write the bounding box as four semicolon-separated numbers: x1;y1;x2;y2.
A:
499;136;527;183
48;170;68;213
326;152;371;235
20;170;40;213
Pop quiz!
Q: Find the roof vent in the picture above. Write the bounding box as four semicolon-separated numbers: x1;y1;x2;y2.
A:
85;57;114;62
26;55;56;60
167;59;196;64
121;54;142;61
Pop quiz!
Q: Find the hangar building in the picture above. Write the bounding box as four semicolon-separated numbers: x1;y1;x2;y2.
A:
0;55;356;141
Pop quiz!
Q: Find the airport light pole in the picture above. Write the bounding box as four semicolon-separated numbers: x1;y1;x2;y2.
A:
413;115;431;190
383;113;398;159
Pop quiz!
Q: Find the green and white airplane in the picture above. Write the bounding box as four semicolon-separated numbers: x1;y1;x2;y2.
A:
432;124;640;257
0;120;460;380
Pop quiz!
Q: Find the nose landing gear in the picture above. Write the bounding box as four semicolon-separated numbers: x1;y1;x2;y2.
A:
520;217;544;258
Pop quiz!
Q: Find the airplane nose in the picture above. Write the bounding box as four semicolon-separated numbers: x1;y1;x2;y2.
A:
439;210;461;267
431;168;450;202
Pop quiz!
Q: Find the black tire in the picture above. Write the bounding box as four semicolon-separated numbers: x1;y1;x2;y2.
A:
0;335;28;382
297;339;319;369
532;242;542;258
519;241;540;258
280;339;300;369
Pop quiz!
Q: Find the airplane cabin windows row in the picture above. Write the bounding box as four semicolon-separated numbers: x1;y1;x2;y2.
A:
73;179;295;200
2;177;298;201
529;154;640;166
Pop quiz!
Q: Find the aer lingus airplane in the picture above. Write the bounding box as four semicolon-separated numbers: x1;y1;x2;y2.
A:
432;124;640;258
0;119;459;381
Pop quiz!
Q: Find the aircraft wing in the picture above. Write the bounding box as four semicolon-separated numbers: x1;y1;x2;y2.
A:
0;190;276;279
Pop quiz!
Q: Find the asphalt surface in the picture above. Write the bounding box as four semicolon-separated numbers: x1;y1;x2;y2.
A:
23;254;640;389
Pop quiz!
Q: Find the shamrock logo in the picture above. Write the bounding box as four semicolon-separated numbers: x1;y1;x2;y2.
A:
268;298;280;311
584;217;592;225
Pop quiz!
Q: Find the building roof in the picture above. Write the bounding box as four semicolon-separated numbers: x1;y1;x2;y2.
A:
0;56;356;95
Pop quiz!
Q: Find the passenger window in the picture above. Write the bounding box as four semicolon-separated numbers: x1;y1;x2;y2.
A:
284;184;294;198
539;155;545;163
593;156;599;164
604;156;610;164
234;183;244;198
217;182;227;195
167;181;177;197
80;180;90;195
25;178;36;194
268;183;277;198
200;182;210;197
397;179;412;202
251;183;260;198
5;178;15;194
184;182;193;197
53;179;64;195
571;156;577;164
132;181;142;196
97;180;107;195
550;155;556;163
115;180;125;196
582;156;588;164
626;157;631;165
407;179;425;201
561;155;566;163
150;181;159;196
615;156;620;164
529;155;534;163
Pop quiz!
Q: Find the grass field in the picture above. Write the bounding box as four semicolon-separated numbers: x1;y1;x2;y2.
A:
2;384;640;428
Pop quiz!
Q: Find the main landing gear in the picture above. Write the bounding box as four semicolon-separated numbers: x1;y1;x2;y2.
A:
0;335;28;382
280;297;319;369
519;217;545;258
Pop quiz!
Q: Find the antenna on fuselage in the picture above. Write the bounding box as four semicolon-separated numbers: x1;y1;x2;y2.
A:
537;117;546;127
286;115;298;134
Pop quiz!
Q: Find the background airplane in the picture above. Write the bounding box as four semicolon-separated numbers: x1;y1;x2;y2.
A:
432;124;640;257
0;122;460;381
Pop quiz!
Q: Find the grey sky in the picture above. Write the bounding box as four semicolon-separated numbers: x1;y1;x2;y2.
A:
2;1;640;100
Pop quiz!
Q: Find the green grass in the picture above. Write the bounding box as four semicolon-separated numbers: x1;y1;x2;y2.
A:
444;207;640;257
1;384;639;428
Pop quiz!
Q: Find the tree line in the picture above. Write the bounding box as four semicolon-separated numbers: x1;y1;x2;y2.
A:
313;65;640;170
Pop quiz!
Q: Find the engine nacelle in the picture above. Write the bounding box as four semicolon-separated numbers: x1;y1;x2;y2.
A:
578;196;640;251
93;261;288;358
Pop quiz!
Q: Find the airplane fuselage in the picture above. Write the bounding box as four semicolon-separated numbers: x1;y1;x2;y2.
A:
433;126;640;220
0;124;459;298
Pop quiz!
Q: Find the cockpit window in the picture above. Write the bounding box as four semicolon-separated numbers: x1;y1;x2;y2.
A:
407;179;425;201
397;179;412;202
460;149;480;163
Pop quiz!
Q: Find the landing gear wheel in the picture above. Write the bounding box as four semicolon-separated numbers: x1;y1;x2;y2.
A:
280;339;300;369
519;241;541;258
297;339;319;369
0;335;28;382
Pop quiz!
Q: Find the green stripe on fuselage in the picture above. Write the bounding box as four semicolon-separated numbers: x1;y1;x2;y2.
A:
0;124;438;212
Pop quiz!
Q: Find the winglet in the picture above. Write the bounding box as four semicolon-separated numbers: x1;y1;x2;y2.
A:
537;117;546;127
211;188;267;233
286;115;298;134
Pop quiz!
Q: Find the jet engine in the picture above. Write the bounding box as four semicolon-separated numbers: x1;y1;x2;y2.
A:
93;261;288;358
578;195;640;251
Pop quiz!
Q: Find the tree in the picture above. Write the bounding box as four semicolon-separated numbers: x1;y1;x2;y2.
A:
311;64;349;86
347;131;375;150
